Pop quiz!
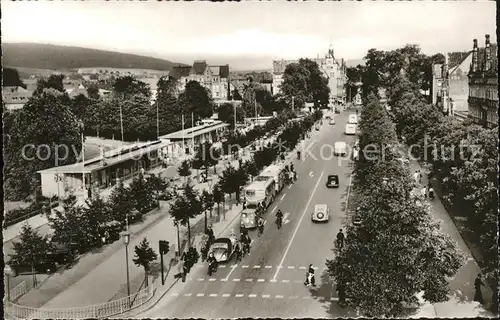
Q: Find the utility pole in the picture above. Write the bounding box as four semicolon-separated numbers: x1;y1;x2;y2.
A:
119;104;124;142
292;96;295;112
156;102;160;139
191;112;195;153
182;113;185;155
233;103;237;132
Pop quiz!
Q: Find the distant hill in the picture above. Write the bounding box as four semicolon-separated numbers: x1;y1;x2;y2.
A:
3;43;185;71
345;59;365;68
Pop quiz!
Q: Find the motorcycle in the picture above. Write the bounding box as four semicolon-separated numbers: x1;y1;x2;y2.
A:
276;217;283;229
242;241;250;257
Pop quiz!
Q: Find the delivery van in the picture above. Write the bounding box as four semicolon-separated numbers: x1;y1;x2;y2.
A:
334;141;347;156
345;124;356;135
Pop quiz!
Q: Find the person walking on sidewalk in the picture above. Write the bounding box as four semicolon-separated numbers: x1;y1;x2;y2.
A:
206;226;215;246
474;273;485;304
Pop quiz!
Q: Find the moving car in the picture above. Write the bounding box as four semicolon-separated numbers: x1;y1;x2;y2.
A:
311;204;330;222
209;236;238;262
329;118;336;125
345;124;356;135
240;211;257;229
348;114;358;124
334;141;347;156
326;174;339;188
352;148;359;161
334;107;341;114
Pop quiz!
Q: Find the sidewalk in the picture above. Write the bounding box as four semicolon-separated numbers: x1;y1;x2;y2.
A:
10;147;252;309
404;147;494;317
119;203;244;318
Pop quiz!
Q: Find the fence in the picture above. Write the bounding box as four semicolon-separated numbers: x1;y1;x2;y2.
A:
9;281;28;302
4;284;154;319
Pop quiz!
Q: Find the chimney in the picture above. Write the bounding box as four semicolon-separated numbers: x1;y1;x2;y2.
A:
471;39;479;73
485;34;491;71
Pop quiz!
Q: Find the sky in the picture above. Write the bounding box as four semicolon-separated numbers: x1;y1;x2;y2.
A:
2;1;497;70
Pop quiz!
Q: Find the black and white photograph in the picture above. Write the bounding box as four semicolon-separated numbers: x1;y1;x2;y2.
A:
2;1;498;319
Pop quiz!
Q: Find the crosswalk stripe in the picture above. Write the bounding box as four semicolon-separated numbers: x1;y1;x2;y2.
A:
287;266;295;269
242;265;249;268
289;296;299;299
265;265;272;268
270;279;277;283
253;265;261;268
221;279;227;282
262;294;270;298
197;293;205;297
276;295;284;298
222;293;230;297
233;278;240;282
302;296;311;299
281;280;290;283
330;297;339;301
235;294;244;297
172;293;180;296
249;294;257;298
209;278;216;282
299;266;306;269
257;279;265;282
197;278;204;281
209;293;218;297
184;293;192;297
219;265;226;268
246;278;253;282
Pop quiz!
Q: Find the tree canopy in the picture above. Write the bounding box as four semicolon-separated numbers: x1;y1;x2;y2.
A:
4;89;83;200
112;75;151;100
178;80;214;119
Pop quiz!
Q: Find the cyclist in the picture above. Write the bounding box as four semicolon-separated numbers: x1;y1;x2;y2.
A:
257;216;265;236
276;209;284;229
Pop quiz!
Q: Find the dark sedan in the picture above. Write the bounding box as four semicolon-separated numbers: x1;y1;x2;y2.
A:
326;174;339;188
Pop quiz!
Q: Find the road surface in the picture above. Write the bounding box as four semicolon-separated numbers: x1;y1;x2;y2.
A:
139;110;358;318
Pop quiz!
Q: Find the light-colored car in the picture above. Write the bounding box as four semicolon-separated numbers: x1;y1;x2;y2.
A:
329;118;336;125
209;236;238;262
311;204;330;222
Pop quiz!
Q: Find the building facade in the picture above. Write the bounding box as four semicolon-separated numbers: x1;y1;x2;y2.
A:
468;35;498;128
271;46;347;103
169;61;232;100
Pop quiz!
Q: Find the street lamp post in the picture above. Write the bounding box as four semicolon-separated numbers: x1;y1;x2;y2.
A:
79;120;87;200
4;265;13;302
54;174;63;200
121;231;131;308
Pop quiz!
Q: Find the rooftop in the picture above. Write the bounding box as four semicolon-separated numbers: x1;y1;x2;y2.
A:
191;60;208;75
38;140;171;174
169;66;192;79
159;120;229;140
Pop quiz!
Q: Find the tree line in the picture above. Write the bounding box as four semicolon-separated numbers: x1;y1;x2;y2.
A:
326;93;465;317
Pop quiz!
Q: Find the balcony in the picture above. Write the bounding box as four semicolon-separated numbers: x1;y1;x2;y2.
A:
468;96;499;109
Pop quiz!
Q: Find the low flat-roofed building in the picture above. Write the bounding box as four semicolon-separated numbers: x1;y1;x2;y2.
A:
37;140;172;200
159;120;229;156
244;116;273;127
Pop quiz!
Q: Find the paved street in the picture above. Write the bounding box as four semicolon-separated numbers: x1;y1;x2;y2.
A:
140;111;357;318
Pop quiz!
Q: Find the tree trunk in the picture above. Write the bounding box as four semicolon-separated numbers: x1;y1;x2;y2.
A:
204;210;208;233
217;202;220;217
187;219;191;248
176;223;181;256
209;206;212;218
145;268;149;287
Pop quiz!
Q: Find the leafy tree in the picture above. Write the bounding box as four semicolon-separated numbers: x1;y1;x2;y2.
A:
169;183;202;247
4;89;83;201
133;237;158;287
231;88;243;100
71;93;93;120
243;160;259;181
361;48;387;101
145;174;169;206
128;177;156;214
217;103;244;129
218;165;240;199
280;63;309;109
212;183;225;217
201;189;215;232
108;180;134;226
299;58;330;109
178;80;214;119
9;223;52;271
112;76;151;100
242;78;264;118
155;77;182;136
48;205;90;253
33;74;66;96
192;142;221;174
345;66;362;102
86;83;101;100
177;160;192;183
3;67;27;88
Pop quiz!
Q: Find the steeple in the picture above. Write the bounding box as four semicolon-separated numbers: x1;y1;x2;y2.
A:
328;44;335;59
471;38;478;73
485;34;491;71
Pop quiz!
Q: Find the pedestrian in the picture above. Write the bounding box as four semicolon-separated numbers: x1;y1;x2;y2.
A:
474;273;484;304
234;241;242;262
175;256;186;282
206;226;215;245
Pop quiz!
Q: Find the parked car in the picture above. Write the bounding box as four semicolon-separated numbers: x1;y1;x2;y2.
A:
329;118;336;125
